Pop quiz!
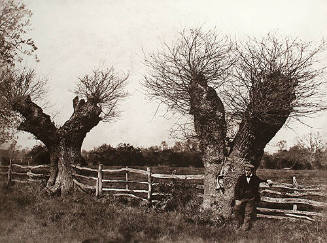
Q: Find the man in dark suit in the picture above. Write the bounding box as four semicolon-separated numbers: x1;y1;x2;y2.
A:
234;163;272;231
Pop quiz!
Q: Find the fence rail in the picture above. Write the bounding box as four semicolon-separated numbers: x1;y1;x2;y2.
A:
2;163;326;222
151;173;204;180
2;161;50;185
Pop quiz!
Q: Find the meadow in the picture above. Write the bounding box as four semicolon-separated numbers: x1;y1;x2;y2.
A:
0;168;326;243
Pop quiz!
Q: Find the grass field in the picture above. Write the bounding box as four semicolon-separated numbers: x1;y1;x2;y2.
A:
0;168;326;242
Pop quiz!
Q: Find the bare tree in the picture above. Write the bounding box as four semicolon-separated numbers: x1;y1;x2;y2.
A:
297;132;326;168
144;28;235;115
144;28;326;217
276;140;287;152
1;67;128;195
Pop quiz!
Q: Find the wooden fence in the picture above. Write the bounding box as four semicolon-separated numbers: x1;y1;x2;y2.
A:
1;163;326;222
256;176;326;221
69;164;327;222
70;164;204;203
0;160;50;185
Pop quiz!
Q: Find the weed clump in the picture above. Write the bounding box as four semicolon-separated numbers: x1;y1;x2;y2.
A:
153;179;200;211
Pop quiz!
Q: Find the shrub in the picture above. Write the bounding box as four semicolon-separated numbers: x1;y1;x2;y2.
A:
153;179;200;212
25;145;50;165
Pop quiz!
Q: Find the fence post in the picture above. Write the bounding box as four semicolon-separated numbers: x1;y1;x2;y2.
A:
7;159;12;186
125;166;129;190
96;164;103;197
147;167;152;204
292;176;298;212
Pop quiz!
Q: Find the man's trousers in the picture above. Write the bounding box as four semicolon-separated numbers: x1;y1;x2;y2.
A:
234;198;256;231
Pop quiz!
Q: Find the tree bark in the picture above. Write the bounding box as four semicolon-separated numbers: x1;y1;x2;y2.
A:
189;75;228;214
12;96;58;147
13;95;102;196
47;142;76;195
47;147;59;187
190;76;292;218
213;113;290;218
230;109;290;168
208;157;244;217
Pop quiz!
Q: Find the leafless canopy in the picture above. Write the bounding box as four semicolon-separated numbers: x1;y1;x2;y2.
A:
144;28;235;115
144;30;326;142
0;68;46;143
223;33;327;124
74;67;128;121
1;68;46;103
297;132;325;153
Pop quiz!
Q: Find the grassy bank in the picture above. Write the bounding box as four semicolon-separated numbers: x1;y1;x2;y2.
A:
0;169;326;242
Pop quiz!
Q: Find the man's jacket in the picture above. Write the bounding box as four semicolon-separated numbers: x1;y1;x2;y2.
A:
234;174;267;201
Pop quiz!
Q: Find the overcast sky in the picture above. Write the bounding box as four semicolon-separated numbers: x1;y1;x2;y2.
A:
17;0;327;152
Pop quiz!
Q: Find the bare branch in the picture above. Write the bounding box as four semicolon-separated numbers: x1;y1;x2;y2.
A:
0;67;48;143
143;30;327;167
223;33;327;125
143;27;235;115
224;33;327;164
296;132;325;153
0;67;47;103
74;67;128;122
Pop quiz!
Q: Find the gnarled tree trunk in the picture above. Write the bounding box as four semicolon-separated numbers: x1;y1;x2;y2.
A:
214;113;290;218
189;76;292;218
13;95;101;195
189;75;228;214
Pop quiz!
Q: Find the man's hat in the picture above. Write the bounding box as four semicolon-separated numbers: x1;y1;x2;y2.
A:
243;162;254;169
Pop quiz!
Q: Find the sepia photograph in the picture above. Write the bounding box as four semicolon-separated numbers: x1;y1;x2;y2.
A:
0;0;326;242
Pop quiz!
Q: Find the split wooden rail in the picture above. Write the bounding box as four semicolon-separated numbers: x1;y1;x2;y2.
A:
256;176;326;221
1;163;326;222
71;164;204;200
71;164;327;222
0;161;50;185
72;164;155;203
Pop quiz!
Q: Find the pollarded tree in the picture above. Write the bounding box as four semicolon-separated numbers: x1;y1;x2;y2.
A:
0;67;128;195
144;28;326;217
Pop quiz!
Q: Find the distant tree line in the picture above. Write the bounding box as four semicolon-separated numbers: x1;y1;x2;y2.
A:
1;132;326;170
0;139;203;167
261;146;327;170
261;133;327;170
84;141;202;167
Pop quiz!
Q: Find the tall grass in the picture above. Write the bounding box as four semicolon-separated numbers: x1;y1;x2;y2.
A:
0;172;326;243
